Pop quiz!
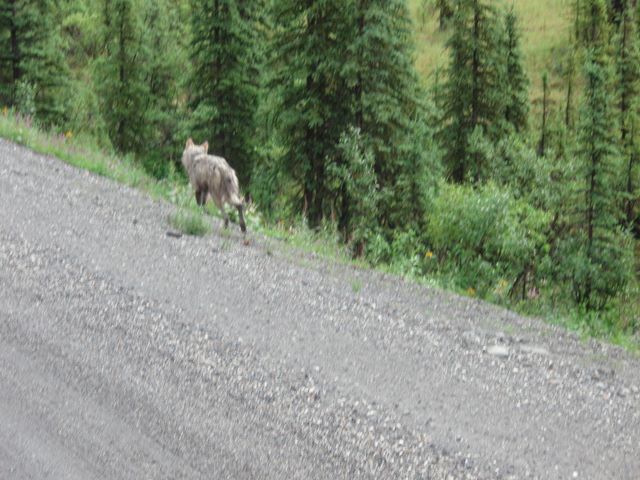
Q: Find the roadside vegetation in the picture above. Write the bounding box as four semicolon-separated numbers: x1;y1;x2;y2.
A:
168;209;211;237
0;0;638;348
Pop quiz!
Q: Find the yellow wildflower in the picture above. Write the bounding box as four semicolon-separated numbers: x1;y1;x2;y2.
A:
424;250;434;259
466;287;476;297
64;130;73;140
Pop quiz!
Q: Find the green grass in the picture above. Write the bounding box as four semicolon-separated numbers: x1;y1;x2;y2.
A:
168;209;210;236
547;309;640;355
0;110;170;199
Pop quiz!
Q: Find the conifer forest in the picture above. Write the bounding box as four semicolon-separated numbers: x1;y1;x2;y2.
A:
1;0;638;339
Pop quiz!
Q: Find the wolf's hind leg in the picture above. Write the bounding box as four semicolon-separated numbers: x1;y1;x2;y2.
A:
195;188;207;206
214;196;229;229
236;204;246;234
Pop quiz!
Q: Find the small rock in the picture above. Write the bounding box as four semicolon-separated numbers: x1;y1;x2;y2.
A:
487;345;510;358
461;331;481;349
519;345;550;356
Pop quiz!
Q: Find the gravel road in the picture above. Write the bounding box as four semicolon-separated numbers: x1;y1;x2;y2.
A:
1;138;639;479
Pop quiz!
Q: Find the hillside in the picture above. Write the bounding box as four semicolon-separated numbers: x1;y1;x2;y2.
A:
410;0;573;106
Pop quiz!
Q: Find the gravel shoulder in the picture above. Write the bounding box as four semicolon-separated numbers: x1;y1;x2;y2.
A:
1;138;639;479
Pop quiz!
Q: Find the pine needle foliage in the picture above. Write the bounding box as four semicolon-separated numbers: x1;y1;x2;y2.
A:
123;0;190;177
614;0;640;231
503;6;529;133
95;0;150;154
189;0;261;186
576;0;609;49
269;0;434;237
440;0;507;183
0;0;67;125
346;0;433;232
565;56;632;310
268;0;353;228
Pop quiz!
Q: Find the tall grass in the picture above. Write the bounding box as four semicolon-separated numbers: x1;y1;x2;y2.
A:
0;109;167;197
168;209;210;236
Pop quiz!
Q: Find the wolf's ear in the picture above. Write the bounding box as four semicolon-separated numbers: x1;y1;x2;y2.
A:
203;141;209;153
186;138;194;148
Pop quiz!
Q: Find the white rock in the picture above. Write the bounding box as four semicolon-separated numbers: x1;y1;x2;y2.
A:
487;345;510;358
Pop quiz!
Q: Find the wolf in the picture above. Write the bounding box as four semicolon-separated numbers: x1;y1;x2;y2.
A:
181;138;247;234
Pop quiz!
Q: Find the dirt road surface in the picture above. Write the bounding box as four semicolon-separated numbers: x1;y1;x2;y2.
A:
1;138;639;479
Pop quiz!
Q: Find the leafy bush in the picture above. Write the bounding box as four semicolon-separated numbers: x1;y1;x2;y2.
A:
365;232;392;265
427;182;550;295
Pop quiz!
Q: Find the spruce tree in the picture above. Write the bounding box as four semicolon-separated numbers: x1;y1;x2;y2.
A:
436;0;454;30
565;47;577;130
440;0;507;183
503;7;529;133
614;0;640;230
0;0;67;125
189;0;260;187
269;0;433;238
269;0;353;227
141;0;189;176
347;0;433;232
576;0;609;49
537;72;550;157
609;0;625;25
568;56;630;309
95;0;150;154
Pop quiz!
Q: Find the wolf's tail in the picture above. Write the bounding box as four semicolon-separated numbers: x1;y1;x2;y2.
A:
224;171;243;207
224;170;246;233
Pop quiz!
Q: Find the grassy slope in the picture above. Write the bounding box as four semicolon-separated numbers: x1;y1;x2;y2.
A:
409;0;573;109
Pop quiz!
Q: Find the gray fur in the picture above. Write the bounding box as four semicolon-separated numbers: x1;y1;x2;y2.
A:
181;139;246;234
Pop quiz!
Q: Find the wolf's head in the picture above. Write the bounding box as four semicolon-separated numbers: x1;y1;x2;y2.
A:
181;138;209;171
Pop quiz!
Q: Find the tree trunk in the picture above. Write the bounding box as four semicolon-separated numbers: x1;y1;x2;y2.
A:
10;0;21;87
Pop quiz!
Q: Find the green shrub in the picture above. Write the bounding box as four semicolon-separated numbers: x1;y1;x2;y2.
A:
15;81;36;117
556;228;634;311
365;232;392;265
427;182;550;295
